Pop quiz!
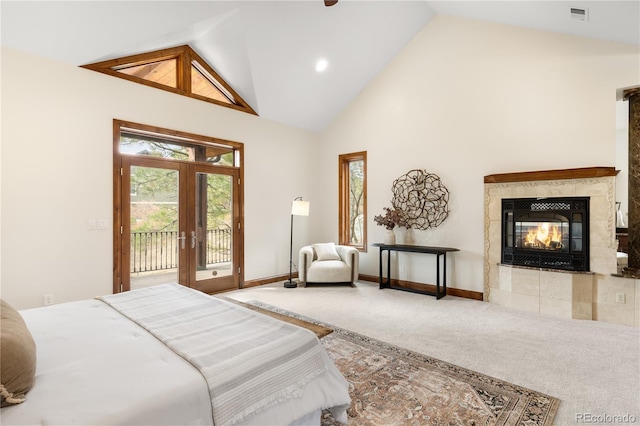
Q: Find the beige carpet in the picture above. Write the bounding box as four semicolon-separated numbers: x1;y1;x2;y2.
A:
225;281;640;425
251;301;559;426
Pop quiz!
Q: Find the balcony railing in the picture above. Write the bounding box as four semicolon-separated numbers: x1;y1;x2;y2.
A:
131;229;231;273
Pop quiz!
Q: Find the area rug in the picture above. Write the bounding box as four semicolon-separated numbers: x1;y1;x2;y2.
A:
249;301;560;426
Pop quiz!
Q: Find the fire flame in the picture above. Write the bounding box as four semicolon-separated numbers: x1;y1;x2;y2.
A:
525;223;563;249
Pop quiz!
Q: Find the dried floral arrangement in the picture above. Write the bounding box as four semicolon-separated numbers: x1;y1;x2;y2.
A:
373;207;406;230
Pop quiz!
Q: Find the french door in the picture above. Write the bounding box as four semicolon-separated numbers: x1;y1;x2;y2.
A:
113;120;243;295
118;157;239;294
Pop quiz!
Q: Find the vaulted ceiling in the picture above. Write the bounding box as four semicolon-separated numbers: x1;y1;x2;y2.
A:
2;1;638;132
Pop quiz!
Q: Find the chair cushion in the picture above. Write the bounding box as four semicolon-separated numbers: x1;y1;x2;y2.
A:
312;243;341;261
307;260;351;283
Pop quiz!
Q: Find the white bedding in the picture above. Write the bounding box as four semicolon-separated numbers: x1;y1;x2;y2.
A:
1;286;350;425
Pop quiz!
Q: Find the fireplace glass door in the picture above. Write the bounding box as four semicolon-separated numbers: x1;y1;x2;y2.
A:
502;197;589;271
515;214;570;252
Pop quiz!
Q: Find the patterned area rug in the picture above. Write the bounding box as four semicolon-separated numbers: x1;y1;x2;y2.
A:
249;301;559;426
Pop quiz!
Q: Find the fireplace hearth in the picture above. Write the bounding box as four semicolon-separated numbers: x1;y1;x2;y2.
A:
484;167;636;325
501;197;590;272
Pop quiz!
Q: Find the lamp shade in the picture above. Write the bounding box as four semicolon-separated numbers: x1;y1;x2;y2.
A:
291;199;310;216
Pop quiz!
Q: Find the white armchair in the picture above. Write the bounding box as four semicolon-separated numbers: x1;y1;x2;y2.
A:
299;243;359;286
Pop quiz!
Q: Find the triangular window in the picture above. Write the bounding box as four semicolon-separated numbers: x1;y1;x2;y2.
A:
190;62;233;104
116;58;178;88
82;45;255;116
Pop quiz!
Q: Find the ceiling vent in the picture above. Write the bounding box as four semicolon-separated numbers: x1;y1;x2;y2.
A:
570;7;589;21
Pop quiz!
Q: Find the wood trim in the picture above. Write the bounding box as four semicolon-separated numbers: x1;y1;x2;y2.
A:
85;46;186;71
338;157;347;244
236;144;245;289
187;163;240;293
242;273;298;289
352;274;484;301
361;152;367;252
236;274;484;301
82;45;257;116
113;120;123;294
187;47;257;115
338;151;367;251
116;120;244;150
179;48;190;96
484;167;616;184
113;119;245;293
447;287;484;301
356;274;379;282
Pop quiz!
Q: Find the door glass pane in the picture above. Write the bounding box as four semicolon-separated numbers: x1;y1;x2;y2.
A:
572;212;584;252
505;211;513;248
195;172;233;281
130;166;179;289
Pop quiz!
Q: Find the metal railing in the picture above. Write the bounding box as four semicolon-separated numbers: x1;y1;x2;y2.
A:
130;229;231;273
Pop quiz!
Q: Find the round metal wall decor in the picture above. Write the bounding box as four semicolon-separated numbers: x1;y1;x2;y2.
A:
391;169;450;230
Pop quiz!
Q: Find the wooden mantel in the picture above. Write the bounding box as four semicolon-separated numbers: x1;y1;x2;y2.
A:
483;166;617;184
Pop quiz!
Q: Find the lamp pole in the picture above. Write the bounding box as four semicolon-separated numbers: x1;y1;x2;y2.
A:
284;197;309;288
284;210;297;288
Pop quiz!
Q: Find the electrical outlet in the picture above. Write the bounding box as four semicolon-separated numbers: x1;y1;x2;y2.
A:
43;294;54;306
616;293;626;304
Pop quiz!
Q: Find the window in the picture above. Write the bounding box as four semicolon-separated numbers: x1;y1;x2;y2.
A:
116;58;178;88
83;45;256;116
119;128;236;166
339;151;367;250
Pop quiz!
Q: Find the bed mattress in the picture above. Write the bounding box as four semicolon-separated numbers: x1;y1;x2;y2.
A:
1;288;349;425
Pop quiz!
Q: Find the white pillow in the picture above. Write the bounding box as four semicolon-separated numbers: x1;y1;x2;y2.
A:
312;243;341;261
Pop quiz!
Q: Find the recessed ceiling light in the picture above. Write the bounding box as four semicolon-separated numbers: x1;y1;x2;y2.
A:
315;58;328;73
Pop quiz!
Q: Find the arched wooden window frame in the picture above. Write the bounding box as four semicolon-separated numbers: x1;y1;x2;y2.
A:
82;45;256;116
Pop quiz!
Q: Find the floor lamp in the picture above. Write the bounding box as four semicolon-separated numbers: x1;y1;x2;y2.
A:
285;197;310;288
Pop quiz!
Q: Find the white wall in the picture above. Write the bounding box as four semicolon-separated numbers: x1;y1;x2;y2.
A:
317;15;639;292
2;15;639;308
0;47;318;309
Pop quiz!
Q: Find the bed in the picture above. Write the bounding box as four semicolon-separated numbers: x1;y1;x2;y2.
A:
0;283;350;425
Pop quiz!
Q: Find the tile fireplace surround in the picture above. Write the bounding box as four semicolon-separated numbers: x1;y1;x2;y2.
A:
484;167;640;328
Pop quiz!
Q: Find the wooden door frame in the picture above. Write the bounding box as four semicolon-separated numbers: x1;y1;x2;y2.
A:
113;119;245;294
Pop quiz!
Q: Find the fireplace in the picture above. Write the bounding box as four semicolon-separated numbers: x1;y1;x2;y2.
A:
501;197;590;272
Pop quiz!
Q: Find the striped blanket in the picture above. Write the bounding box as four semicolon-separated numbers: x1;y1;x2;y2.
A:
98;284;330;426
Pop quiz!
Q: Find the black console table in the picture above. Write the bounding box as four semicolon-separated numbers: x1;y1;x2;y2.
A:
373;244;459;299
